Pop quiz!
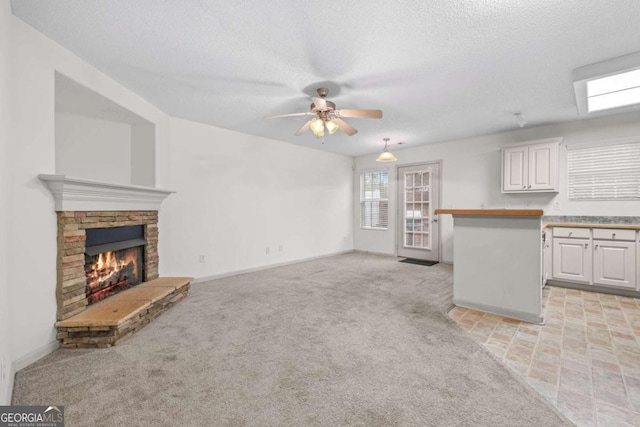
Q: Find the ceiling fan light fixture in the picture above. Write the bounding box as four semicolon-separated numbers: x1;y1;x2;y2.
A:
376;138;398;162
325;119;339;134
310;118;324;136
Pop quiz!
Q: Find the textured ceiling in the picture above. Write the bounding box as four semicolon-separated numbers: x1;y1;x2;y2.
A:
10;0;640;156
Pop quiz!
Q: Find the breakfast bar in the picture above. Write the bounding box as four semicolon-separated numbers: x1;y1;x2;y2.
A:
435;209;545;323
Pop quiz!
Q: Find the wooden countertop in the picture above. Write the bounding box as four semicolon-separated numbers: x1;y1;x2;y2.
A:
434;209;544;217
543;223;640;230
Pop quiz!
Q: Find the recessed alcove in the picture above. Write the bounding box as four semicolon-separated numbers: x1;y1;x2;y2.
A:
54;72;156;187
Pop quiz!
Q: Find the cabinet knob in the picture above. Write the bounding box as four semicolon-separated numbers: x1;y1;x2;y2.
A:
595;244;598;249
569;232;573;236
584;243;588;248
522;185;526;189
612;233;616;239
528;185;531;189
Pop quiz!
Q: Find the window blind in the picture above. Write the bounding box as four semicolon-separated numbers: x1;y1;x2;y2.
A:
567;140;640;200
360;170;389;229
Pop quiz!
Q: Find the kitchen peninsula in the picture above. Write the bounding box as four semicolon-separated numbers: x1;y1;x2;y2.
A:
435;209;545;324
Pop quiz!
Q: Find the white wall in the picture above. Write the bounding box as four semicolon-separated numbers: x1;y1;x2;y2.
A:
354;111;640;263
55;113;132;184
131;124;156;187
5;10;171;379
0;0;14;406
164;117;354;278
3;6;354;392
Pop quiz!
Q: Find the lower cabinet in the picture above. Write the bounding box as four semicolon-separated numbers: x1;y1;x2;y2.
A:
593;240;636;288
553;238;592;284
548;226;639;293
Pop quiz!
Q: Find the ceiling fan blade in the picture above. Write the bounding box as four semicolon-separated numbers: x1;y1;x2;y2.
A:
311;97;328;110
332;118;358;136
264;112;313;119
335;109;383;119
294;119;313;136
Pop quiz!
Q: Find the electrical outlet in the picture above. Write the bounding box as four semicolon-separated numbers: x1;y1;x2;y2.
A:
553;200;561;211
266;247;270;255
198;254;205;263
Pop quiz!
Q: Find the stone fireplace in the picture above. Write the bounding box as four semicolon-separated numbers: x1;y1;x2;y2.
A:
39;175;191;348
57;210;159;320
39;174;176;322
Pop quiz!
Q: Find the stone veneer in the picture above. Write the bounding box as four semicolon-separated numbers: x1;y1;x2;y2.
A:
56;210;159;321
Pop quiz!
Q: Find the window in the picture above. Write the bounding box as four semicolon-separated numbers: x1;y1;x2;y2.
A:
587;68;640;112
567;139;640;200
573;52;640;115
360;170;389;229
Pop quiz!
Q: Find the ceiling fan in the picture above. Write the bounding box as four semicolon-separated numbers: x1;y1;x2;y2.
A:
265;88;383;137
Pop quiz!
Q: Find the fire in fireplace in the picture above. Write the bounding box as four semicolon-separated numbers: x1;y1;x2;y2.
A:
84;225;146;305
85;246;143;304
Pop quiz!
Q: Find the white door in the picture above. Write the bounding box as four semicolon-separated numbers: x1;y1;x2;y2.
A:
503;146;528;191
593;241;636;288
552;238;592;283
397;163;440;261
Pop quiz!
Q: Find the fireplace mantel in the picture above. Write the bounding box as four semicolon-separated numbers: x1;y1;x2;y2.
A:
39;174;174;211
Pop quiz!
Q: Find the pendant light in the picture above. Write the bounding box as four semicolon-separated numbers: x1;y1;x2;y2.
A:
376;138;398;162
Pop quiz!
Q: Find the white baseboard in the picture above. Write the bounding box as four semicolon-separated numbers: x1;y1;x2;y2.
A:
352;249;396;258
452;298;544;325
192;250;355;284
12;340;59;373
4;340;59;404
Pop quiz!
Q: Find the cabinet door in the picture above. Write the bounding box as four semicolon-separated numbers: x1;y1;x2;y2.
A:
543;231;552;285
593;240;636;288
503;146;528;192
553;238;592;283
528;142;558;191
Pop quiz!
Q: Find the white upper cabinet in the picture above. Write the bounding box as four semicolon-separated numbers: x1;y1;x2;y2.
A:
503;146;528;191
502;138;560;193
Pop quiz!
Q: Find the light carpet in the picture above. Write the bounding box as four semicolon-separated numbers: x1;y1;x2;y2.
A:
12;252;571;426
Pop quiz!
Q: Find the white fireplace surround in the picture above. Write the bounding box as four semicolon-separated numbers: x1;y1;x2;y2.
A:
39;174;174;211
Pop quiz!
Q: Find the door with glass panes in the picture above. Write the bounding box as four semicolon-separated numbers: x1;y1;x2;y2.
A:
397;163;440;261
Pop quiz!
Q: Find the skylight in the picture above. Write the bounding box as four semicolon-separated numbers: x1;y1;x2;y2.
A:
573;51;640;115
586;68;640;112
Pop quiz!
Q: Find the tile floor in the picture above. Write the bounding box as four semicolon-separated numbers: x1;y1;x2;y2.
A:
448;286;640;427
